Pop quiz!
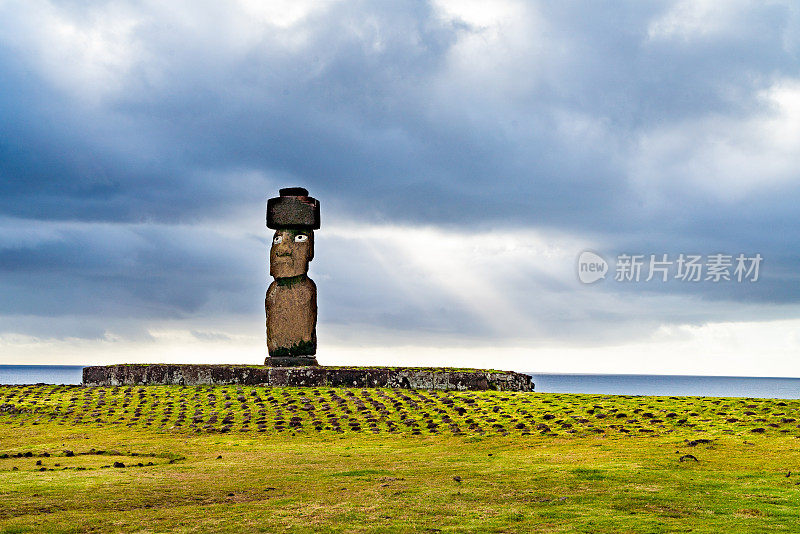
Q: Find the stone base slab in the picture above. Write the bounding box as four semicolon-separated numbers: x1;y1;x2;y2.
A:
265;356;319;367
82;364;533;392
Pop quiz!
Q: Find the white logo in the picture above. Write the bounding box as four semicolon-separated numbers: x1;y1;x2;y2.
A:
577;251;608;284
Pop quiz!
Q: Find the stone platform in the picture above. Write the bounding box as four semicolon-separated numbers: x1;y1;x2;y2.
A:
82;364;533;392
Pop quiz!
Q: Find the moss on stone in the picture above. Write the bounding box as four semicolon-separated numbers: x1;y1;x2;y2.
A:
268;340;316;357
275;274;307;287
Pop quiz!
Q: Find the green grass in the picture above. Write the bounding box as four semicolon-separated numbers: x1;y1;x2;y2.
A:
1;385;800;532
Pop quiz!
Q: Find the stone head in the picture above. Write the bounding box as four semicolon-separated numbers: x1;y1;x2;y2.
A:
270;228;314;278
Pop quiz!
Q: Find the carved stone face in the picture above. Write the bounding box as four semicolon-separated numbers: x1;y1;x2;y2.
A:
270;229;314;278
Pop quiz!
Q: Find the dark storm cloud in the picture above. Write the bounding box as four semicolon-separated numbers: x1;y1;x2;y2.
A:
0;221;262;318
0;0;798;345
2;1;797;228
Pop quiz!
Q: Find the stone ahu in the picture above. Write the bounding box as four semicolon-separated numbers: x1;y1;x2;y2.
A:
81;186;534;392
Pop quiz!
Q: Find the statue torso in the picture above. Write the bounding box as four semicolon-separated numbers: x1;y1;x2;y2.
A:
266;276;317;356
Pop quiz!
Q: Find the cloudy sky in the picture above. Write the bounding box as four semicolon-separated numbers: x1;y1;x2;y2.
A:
1;0;799;375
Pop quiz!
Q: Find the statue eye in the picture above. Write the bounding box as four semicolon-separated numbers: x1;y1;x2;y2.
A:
273;235;282;244
294;234;308;242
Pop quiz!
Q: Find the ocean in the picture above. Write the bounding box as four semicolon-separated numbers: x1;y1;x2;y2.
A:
526;373;800;399
0;365;85;386
1;366;799;399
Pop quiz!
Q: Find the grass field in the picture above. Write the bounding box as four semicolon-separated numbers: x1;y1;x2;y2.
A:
1;385;800;532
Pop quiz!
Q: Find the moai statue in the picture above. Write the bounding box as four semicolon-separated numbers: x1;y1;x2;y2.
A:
265;187;320;367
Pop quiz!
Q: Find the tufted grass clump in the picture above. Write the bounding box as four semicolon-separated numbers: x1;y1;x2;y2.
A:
2;385;800;439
